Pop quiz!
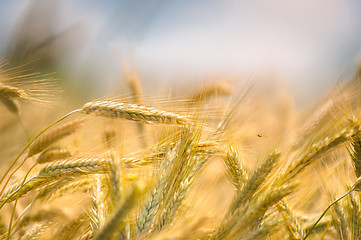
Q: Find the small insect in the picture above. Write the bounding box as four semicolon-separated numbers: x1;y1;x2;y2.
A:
257;134;268;138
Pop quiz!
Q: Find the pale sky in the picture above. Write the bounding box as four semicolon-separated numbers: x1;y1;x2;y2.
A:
1;0;361;105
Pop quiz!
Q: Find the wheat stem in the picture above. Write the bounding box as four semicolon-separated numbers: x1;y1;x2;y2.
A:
0;109;79;196
303;177;361;240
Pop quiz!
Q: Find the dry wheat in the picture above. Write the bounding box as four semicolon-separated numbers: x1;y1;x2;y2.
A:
36;147;71;164
27;118;85;158
80;100;189;124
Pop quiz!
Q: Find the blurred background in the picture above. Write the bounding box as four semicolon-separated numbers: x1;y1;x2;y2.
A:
1;0;361;106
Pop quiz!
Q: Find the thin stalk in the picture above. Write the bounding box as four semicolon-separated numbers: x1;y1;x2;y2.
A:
303;177;361;240
7;164;36;240
16;112;30;141
10;200;35;235
0;109;79;197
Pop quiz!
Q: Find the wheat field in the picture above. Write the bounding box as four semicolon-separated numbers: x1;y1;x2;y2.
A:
0;61;361;240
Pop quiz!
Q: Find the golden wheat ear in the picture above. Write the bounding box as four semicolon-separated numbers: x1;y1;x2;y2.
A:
189;81;231;103
27;118;86;158
0;109;80;197
94;183;144;240
36;147;71;164
0;60;61;142
80;100;190;125
0;61;60;105
350;137;361;177
0;87;22;113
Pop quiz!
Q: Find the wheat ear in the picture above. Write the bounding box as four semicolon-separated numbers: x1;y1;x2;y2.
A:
222;145;248;190
121;62;147;146
238;220;280;240
350;136;361;177
281;123;361;184
0;109;79;197
303;177;361;239
0;85;31;138
230;150;280;212
277;201;305;240
90;177;108;232
136;146;177;235
94;184;142;240
332;201;349;239
215;184;295;239
18;222;49;240
0;157;109;206
189;82;231;103
155;155;208;233
0;85;30;100
349;194;361;239
36;147;71;164
80;100;189;124
36;177;93;200
27;118;85;158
